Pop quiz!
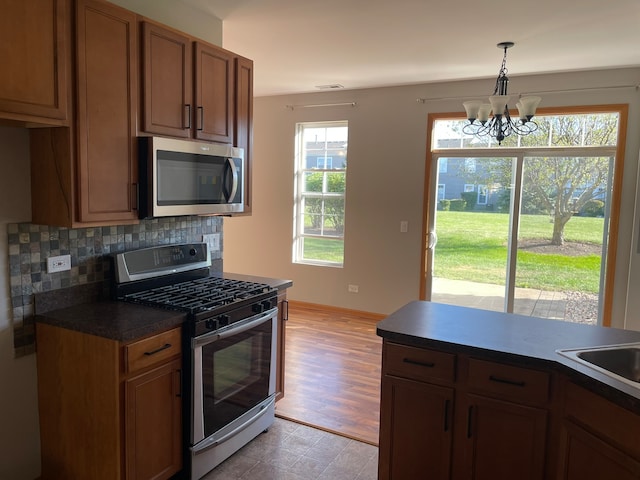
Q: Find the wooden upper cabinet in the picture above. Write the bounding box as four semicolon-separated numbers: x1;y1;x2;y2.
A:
141;22;192;137
235;56;254;214
75;0;139;223
141;27;237;145
194;42;234;143
0;0;69;125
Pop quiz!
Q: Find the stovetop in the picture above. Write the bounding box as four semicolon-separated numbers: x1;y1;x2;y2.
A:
113;243;277;320
119;276;275;315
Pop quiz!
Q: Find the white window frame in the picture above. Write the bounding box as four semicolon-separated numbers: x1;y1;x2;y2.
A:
294;121;348;267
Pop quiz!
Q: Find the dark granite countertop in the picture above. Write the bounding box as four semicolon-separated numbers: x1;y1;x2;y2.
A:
35;301;187;343
34;272;293;343
377;301;640;408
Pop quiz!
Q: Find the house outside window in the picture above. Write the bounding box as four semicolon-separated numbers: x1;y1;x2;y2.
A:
464;184;475;193
294;121;348;266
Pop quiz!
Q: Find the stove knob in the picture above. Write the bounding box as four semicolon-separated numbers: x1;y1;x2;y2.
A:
262;300;272;310
189;248;197;256
252;303;264;314
205;319;217;330
218;314;230;327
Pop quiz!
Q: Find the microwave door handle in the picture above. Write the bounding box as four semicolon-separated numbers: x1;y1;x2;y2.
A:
223;157;239;203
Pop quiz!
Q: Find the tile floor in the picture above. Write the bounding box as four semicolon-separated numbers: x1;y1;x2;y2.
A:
202;417;378;479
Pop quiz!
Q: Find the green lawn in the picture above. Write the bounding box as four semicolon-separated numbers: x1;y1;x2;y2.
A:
302;211;604;294
433;211;603;293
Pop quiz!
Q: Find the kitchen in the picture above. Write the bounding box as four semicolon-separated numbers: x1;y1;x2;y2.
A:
2;1;640;479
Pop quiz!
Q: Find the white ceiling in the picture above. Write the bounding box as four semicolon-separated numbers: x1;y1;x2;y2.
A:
180;0;640;97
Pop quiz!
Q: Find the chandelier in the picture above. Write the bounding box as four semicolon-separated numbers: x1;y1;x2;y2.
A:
462;42;541;145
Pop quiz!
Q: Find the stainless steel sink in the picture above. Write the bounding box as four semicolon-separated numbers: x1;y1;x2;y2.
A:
556;343;640;389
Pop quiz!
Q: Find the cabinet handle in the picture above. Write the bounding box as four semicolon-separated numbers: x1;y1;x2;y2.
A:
143;343;171;356
403;358;435;368
489;375;526;387
197;106;204;131
443;399;450;432
467;405;474;438
185;104;192;129
282;299;289;321
131;183;138;211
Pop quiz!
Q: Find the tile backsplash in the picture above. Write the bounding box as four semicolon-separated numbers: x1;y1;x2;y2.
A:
8;216;223;357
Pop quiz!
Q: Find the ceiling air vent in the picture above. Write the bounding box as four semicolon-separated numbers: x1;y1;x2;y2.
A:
315;84;344;90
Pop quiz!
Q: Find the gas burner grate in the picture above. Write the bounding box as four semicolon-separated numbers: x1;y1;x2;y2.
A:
120;277;274;315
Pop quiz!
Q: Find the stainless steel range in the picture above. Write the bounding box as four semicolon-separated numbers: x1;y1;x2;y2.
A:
113;243;278;480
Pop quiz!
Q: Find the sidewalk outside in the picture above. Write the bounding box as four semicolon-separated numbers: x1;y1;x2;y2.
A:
431;277;597;325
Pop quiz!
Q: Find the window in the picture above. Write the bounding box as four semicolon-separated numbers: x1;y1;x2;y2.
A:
438;158;448;173
464;184;475;192
437;184;445;200
426;108;624;327
477;185;488;205
294;121;348;266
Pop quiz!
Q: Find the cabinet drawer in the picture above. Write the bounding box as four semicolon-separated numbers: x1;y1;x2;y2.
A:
384;342;455;383
125;328;182;374
467;358;550;405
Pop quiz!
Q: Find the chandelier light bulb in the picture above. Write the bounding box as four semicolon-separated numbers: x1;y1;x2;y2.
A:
517;96;542;120
489;95;511;117
477;104;492;123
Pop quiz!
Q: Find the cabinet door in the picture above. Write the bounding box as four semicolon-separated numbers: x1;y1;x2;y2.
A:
126;358;182;480
0;0;69;124
141;22;192;137
456;394;547;480
558;420;640;480
75;0;138;223
234;55;253;214
378;375;454;480
194;42;234;143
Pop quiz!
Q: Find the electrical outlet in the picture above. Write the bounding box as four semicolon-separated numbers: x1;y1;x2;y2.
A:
400;221;408;233
47;254;71;273
202;233;220;252
348;284;359;293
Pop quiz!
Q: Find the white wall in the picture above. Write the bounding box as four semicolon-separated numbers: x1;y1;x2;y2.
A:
0;128;40;480
223;68;640;330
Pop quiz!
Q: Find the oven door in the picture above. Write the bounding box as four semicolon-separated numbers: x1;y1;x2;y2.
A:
191;307;277;446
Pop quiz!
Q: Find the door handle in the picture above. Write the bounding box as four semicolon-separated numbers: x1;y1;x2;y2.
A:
428;231;438;249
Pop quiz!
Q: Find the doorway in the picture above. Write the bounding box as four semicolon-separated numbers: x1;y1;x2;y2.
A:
421;107;626;327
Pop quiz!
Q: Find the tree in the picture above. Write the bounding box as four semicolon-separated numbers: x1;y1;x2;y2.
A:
303;170;346;234
462;113;617;245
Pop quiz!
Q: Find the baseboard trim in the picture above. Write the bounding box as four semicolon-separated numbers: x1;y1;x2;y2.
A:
287;300;387;321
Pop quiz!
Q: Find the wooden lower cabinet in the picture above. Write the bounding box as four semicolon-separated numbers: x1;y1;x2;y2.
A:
454;394;547;480
36;323;182;480
559;420;640;480
379;375;453;479
378;341;551;480
558;382;640;479
125;359;182;480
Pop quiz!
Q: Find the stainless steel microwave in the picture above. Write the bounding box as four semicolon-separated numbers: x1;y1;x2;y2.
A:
139;136;245;218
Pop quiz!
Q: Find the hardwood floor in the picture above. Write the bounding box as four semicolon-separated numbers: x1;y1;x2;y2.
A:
274;302;385;446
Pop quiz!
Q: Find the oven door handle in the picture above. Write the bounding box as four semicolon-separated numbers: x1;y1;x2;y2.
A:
192;395;276;456
193;307;278;348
